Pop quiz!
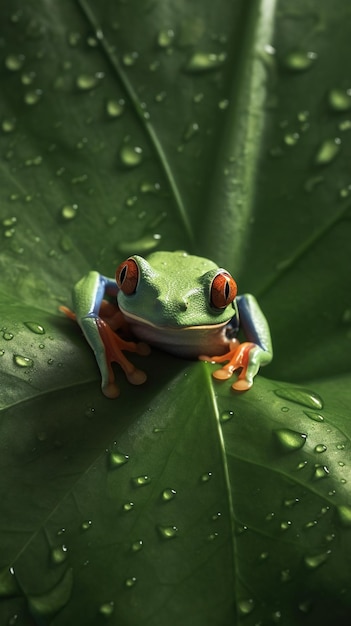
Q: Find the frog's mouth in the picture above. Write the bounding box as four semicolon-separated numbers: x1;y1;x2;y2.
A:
120;309;233;358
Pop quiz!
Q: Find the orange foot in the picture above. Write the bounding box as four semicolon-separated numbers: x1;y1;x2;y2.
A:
199;341;261;391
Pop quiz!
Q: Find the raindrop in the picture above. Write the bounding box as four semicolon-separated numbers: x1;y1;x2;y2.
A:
183;122;200;142
339;119;351;131
106;98;125;118
140;181;161;194
274;387;323;409
155;91;167;103
184;51;227;73
157;28;175;48
274;428;307;452
218;99;229;110
76;74;99;91
0;566;20;598
132;475;151;488
108;451;129;469
298;600;313;614
1;119;16;133
61;204;78;221
304;551;330;569
13;355;34;368
5;54;24;71
304;411;324;422
125;577;137;588
131;540;143;553
157;524;179;540
24;322;45;335
122;51;138;67
2;332;14;341
336;504;351;527
283;50;317;72
314;444;327;453
99;601;114;617
284;498;299;508
280;520;292;531
51;545;68;565
24;90;42;105
220;410;234;423
284;132;300;146
122;502;134;512
304;520;317;529
312;465;329;480
119;144;143;168
315;138;341;165
161;488;177;502
200;471;212;483
28;568;73;618
238;599;255;615
81;520;92;531
328;88;351;112
68;32;81;47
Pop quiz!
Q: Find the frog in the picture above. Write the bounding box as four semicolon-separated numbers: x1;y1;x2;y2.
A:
60;250;272;398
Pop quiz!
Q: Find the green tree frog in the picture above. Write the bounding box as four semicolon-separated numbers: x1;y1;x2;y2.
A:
60;251;272;398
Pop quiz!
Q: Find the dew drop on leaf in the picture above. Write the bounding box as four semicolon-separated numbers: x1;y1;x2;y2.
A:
61;204;78;221
0;566;20;598
5;54;24;71
106;98;125;118
122;502;134;512
76;74;99;91
122;51;138;67
161;488;177;502
304;411;324;422
237;598;255;615
328;88;351;112
1;118;16;133
13;354;34;368
108;451;129;469
274;428;307;452
28;568;73;618
132;475;151;488
119;144;143;168
81;520;92;531
99;601;114;617
131;539;143;553
2;332;14;341
312;465;329;480
184;51;227;73
157;28;175;48
274;387;323;409
315;138;341;165
280;520;292;531
24;90;42;105
51;545;68;565
314;444;327;453
220;410;234;423
280;569;292;583
200;471;212;483
125;577;137;588
336;504;351;527
183;122;200;141
157;525;179;540
283;50;317;72
304;551;330;569
24;321;45;334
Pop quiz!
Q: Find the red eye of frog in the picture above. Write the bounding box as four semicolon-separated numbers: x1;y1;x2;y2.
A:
210;271;237;309
116;258;139;295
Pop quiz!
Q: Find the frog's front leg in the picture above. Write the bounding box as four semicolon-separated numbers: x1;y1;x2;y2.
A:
60;271;150;398
200;294;273;391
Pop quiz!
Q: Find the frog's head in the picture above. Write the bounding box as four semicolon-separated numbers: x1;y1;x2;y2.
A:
115;251;237;328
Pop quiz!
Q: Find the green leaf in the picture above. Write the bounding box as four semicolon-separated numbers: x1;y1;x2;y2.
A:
1;1;351;625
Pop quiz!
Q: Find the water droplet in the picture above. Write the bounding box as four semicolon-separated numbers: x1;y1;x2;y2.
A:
280;569;292;583
218;99;229;110
106;98;125;118
157;525;178;540
119;144;143;168
274;387;323;409
220;410;234;423
304;520;317;529
184;51;227;73
283;50;317;72
336;504;351;527
2;118;16;133
76;74;99;91
336;443;346;450
280;520;292;531
238;599;255;615
315;138;341;165
122;51;138;66
24;321;45;335
28;569;73;618
108;451;129;469
68;31;81;47
298;599;313;614
61;204;78;221
8;614;19;626
274;428;307;452
5;54;24;71
140;181;161;194
132;475;151;488
131;539;143;553
161;488;177;502
304;411;324;422
51;545;68;565
207;532;219;541
328;88;351;112
24;89;42;105
296;460;308;471
258;551;269;562
0;566;20;598
81;520;92;531
339;119;351;131
99;601;114;617
314;444;327;453
13;354;33;368
312;465;329;480
284;132;300;146
125;577;137;588
122;502;134;512
0;350;4;356
155;91;167;103
200;471;212;483
157;28;175;48
284;498;299;508
60;235;73;253
183;122;200;142
304;551;330;569
2;332;14;341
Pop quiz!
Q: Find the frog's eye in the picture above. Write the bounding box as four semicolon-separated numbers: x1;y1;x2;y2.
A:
116;258;139;295
210;271;237;309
